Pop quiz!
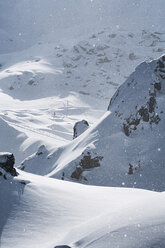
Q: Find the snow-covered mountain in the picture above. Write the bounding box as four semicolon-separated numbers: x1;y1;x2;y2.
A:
1;1;165;247
1;0;165;102
0;0;165;167
21;55;165;191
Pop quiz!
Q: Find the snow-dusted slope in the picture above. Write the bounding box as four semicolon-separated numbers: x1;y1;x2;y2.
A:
0;0;165;167
1;0;165;102
1;28;165;101
1;1;165;247
21;55;165;191
0;117;42;165
1;170;165;248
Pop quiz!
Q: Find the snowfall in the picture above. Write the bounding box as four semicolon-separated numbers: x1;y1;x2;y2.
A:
0;0;165;247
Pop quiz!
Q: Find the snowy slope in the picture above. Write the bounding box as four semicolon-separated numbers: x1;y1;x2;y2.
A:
21;55;165;191
0;1;165;247
0;117;36;165
1;0;165;101
1;170;165;248
0;0;165;167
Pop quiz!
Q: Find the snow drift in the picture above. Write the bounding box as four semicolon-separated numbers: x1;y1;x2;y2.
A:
1;169;165;248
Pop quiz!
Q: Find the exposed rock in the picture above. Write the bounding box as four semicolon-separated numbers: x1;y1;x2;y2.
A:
20;180;26;185
129;53;137;61
3;174;7;180
9;86;14;90
0;152;17;176
71;151;103;180
122;90;160;136
154;55;165;80
71;165;83;180
148;95;156;113
61;172;65;180
78;91;90;96
28;79;35;85
128;164;133;175
73;120;89;139
96;56;111;64
123;123;131;136
150;114;161;125
154;82;161;91
36;145;47;156
108;89;119;109
79;151;103;169
139;107;149;122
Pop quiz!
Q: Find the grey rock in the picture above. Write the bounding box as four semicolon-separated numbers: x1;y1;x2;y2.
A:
0;152;17;176
73;120;89;139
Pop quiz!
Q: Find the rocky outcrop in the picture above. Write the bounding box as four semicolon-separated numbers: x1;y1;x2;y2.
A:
71;151;103;180
36;145;47;156
108;56;165;137
73;120;89;139
122;91;161;136
0;152;17;176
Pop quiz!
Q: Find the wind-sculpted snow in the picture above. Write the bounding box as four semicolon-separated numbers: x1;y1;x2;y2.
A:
0;170;165;248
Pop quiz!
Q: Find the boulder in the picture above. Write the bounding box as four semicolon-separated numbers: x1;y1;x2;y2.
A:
71;151;103;180
0;152;17;176
36;145;47;156
73;120;89;139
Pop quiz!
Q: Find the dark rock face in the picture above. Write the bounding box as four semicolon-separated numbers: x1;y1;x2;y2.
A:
154;82;161;91
108;89;119;109
155;56;165;80
71;151;103;180
73;120;89;139
128;164;133;175
120;76;163;137
71;166;83;180
0;152;17;176
79;151;103;169
36;145;47;155
122;91;161;136
139;107;149;122
107;56;165;137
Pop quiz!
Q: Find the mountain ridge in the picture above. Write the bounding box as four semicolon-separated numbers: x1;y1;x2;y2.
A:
21;55;165;191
